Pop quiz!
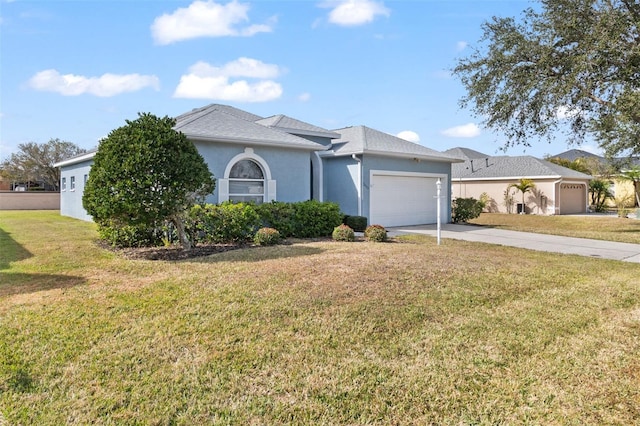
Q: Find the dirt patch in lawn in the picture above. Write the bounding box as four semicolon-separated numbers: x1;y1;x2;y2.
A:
99;241;247;261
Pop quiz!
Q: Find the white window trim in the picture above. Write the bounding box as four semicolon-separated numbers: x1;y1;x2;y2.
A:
219;148;276;203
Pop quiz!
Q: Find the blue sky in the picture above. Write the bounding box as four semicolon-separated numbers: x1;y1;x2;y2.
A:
0;0;602;160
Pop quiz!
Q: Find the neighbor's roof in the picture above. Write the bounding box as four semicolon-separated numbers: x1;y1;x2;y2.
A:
452;155;593;180
444;147;489;161
550;149;602;162
173;106;325;151
329;125;463;163
255;114;340;139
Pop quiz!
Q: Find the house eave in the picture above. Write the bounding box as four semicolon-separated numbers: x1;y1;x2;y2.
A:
185;134;326;151
54;150;97;168
453;174;592;181
324;149;463;163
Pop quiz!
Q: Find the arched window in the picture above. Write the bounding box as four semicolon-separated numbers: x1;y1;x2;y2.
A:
228;159;265;203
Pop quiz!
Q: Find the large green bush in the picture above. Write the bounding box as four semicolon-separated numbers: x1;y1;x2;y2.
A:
253;201;295;237
452;197;484;223
190;202;261;243
291;200;342;238
189;200;342;244
255;200;342;238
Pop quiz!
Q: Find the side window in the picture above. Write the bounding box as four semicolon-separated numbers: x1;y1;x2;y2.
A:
228;159;265;204
61;177;67;191
70;176;76;191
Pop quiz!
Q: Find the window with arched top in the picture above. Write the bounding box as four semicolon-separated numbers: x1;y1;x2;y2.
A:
228;159;265;203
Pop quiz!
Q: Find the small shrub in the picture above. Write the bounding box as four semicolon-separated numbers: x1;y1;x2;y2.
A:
332;224;355;242
343;215;368;232
253;227;281;246
364;224;387;242
452;197;484;223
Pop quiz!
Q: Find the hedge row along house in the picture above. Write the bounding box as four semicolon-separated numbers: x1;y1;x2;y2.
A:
55;104;463;227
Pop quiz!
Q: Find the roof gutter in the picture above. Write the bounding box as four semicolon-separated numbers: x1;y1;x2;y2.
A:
184;134;328;152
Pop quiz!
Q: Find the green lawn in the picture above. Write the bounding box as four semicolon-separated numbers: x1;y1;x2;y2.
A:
1;211;639;424
469;212;640;244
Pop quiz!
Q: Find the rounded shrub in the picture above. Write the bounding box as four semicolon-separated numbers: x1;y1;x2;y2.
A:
332;224;355;242
254;227;281;246
364;224;387;242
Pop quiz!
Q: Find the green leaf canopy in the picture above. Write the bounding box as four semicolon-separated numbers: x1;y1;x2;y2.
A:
454;0;640;158
83;113;215;228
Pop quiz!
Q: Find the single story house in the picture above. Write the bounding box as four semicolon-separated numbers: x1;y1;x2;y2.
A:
551;149;640;207
56;104;462;227
446;147;592;215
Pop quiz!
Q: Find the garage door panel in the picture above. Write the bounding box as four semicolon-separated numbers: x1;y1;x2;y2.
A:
370;175;441;227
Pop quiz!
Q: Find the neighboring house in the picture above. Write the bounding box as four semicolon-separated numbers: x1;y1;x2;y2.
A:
446;147;592;215
55;104;462;227
551;149;640;207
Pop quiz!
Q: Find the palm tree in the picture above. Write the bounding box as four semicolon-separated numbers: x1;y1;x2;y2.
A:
619;165;640;207
508;179;536;214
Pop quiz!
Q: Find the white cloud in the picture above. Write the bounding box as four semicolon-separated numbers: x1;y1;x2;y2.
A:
298;92;311;102
456;41;468;51
441;123;481;138
28;69;160;97
396;130;420;143
174;58;283;102
320;0;390;27
151;0;274;45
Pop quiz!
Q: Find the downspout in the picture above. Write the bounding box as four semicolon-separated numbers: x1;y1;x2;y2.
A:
352;154;362;216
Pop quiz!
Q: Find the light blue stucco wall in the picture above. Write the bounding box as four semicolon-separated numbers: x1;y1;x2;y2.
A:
323;156;359;216
59;160;93;221
193;140;314;204
323;154;453;222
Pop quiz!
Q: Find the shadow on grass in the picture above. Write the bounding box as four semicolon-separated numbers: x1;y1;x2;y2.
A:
0;227;33;270
0;272;87;297
182;243;327;264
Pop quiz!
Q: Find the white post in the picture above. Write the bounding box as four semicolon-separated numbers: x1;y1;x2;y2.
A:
436;178;442;245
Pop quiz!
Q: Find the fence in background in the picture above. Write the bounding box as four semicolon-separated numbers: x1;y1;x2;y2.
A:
0;192;60;210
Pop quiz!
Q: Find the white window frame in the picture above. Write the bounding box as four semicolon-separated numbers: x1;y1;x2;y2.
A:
61;177;67;191
70;176;76;191
219;148;276;203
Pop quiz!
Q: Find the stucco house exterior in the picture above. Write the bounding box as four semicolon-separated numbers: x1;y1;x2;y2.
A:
551;149;640;208
55;104;462;227
446;147;592;215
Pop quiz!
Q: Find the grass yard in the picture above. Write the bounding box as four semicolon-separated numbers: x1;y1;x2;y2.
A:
470;212;640;244
1;211;639;424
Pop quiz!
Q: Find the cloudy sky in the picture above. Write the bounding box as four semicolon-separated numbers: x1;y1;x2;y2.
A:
0;0;601;159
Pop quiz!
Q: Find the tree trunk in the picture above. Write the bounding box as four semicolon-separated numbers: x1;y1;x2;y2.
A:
172;216;191;251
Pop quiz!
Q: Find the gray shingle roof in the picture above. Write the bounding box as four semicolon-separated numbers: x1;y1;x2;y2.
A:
452;155;592;179
330;126;462;162
255;115;340;139
550;149;602;162
174;107;325;150
175;104;263;125
444;147;489;160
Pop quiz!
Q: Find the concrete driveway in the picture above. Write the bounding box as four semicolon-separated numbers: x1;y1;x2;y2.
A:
388;223;640;263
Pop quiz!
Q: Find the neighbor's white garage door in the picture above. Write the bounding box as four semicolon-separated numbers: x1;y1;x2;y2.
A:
370;173;441;227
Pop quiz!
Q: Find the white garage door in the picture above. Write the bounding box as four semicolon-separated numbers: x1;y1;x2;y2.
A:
370;174;441;227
